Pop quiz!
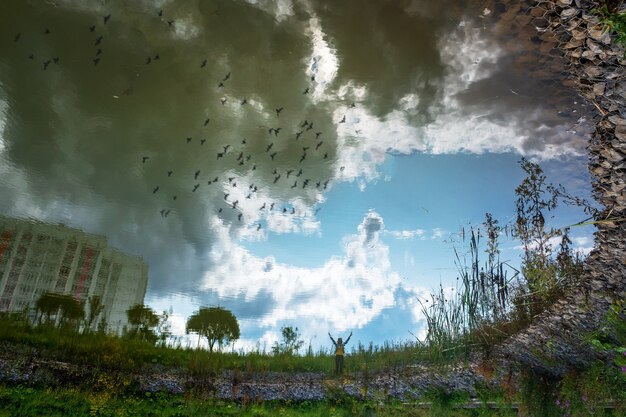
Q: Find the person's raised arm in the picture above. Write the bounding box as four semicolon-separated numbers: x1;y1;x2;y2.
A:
344;331;353;346
328;332;337;346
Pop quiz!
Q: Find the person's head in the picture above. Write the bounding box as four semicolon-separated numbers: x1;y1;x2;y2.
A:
337;338;343;345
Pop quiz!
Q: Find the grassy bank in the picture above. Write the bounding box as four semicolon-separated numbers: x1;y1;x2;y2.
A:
0;383;421;417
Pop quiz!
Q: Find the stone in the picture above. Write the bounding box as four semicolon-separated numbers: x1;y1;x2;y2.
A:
584;65;603;77
615;126;626;141
593;83;606;96
564;38;584;48
609;115;626;126
588;27;611;44
571;28;586;40
561;8;579;19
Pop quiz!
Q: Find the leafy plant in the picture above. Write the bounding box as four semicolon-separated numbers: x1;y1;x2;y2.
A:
272;326;305;356
186;306;240;353
595;4;626;47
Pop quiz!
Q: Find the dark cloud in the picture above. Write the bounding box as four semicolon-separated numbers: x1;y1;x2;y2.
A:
362;212;383;245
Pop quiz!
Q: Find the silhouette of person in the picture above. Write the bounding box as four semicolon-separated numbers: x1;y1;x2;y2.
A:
328;331;352;375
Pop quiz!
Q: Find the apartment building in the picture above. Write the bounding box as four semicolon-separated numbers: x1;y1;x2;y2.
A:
0;216;148;333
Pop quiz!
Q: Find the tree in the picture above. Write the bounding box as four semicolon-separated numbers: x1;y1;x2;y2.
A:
85;295;105;332
35;292;84;330
512;158;571;318
35;292;61;325
155;310;172;347
272;326;304;356
186;307;240;352
126;304;159;343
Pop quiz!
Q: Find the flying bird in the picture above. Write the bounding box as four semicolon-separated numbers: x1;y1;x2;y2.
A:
186;137;192;143
270;152;277;160
95;36;103;46
303;87;309;94
220;98;227;105
194;170;200;179
44;28;51;34
204;118;210;126
200;139;206;145
275;107;283;117
14;33;21;42
142;156;149;163
315;141;323;150
167;170;173;177
266;143;274;152
153;186;159;193
89;25;95;32
339;115;346;123
241;98;247;105
103;14;111;25
291;181;297;189
223;72;230;81
93;57;101;66
158;9;163;17
295;131;303;140
315;132;322;139
192;184;199;192
200;59;207;68
43;60;51;70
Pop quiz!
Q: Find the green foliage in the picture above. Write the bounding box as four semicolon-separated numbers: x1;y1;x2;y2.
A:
418;158;588;366
126;304;160;343
272;326;305;356
186;307;240;353
596;4;626;47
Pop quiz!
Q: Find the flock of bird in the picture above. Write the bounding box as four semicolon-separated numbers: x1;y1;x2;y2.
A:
11;7;363;232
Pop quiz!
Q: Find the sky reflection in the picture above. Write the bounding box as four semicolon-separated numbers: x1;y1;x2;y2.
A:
0;0;596;350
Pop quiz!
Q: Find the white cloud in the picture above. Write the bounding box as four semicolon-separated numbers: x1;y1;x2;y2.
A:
201;211;411;341
386;229;427;240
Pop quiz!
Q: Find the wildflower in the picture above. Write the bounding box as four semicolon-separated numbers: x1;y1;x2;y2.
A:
622;366;626;373
582;395;588;402
556;399;561;406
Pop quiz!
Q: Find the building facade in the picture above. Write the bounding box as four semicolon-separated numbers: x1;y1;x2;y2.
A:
0;216;148;333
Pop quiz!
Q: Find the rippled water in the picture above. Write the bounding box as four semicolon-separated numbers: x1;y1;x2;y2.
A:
0;0;596;348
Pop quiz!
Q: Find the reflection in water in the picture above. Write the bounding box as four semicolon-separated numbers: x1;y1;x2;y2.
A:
0;216;147;334
0;0;595;346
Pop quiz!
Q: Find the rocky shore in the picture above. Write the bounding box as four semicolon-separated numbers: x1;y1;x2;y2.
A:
1;0;624;402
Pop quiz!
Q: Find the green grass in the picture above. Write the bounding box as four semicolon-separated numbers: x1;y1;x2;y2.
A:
0;383;420;417
0;311;436;376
